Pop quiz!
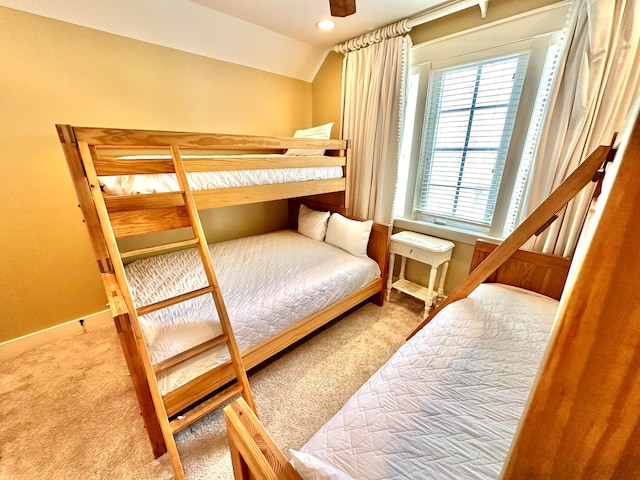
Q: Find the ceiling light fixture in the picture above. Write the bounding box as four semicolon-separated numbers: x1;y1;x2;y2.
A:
316;19;336;31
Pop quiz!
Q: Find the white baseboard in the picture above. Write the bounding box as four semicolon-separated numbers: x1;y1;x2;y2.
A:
0;309;112;360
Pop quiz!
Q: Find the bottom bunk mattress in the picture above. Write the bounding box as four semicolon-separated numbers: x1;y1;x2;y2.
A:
298;283;559;479
124;230;381;394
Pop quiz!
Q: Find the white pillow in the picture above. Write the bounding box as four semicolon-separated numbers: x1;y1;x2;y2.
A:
284;122;334;156
298;204;330;241
289;450;353;480
324;213;373;258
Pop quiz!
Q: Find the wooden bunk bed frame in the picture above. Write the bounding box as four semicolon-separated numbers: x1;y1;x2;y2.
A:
223;112;640;477
55;125;390;471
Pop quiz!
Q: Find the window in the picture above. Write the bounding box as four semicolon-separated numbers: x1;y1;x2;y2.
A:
394;4;569;242
415;53;529;230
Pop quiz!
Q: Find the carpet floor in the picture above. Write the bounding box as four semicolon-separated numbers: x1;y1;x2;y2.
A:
0;292;423;479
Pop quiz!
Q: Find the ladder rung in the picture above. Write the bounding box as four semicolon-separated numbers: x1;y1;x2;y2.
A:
153;334;229;375
137;286;214;316
170;383;244;434
121;238;200;259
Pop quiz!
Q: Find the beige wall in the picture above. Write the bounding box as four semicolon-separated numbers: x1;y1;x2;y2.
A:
1;0;567;342
0;7;312;342
312;51;343;139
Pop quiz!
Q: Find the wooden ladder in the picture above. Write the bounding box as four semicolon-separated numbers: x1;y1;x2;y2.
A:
78;142;256;479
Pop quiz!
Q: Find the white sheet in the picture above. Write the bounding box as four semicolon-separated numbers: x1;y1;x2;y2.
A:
100;154;342;195
301;284;559;479
124;230;380;393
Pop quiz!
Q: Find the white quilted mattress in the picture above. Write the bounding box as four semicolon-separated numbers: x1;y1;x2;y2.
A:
124;230;380;393
100;154;342;195
301;283;559;479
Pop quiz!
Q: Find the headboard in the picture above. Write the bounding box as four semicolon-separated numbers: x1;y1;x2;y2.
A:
470;240;571;300
287;196;390;306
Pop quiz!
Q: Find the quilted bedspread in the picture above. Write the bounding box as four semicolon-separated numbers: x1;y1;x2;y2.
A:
124;230;380;393
100;161;342;195
301;283;559;479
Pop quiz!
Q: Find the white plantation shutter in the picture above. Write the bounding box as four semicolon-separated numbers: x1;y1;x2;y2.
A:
414;53;529;228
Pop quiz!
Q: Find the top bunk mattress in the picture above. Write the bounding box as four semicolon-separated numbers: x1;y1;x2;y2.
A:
100;154;343;195
300;283;559;479
124;230;381;394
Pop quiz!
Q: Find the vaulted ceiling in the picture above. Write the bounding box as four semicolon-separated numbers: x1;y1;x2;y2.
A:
192;0;445;48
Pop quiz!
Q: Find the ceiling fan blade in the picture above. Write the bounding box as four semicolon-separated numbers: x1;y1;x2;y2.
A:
330;0;356;17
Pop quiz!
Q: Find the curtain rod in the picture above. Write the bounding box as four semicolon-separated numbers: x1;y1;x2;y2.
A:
407;0;488;29
334;0;489;53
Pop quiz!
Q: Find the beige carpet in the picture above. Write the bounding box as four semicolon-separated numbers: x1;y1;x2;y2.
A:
0;292;423;479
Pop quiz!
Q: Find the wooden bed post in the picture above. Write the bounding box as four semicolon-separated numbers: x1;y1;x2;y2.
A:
56;125;111;271
369;222;390;306
502;114;640;477
224;398;301;480
56;125;167;458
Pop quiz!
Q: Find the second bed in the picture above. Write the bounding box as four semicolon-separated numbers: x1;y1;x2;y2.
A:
295;283;558;479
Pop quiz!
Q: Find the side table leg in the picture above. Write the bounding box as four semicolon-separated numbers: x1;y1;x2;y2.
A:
437;261;449;297
425;266;438;318
399;256;407;280
386;253;396;302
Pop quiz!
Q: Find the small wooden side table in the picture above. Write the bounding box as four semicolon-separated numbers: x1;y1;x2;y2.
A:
387;231;455;318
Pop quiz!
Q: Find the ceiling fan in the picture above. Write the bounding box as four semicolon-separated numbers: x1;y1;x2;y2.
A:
330;0;356;17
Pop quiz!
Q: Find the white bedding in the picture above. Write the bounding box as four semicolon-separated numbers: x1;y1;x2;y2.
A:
100;154;342;195
300;283;559;479
124;230;380;393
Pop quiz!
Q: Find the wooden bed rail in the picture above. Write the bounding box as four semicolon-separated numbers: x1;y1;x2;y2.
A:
407;142;614;339
94;153;346;176
71;126;348;150
57;124;350;238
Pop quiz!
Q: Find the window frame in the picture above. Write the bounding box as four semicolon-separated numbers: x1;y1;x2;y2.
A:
394;2;570;244
414;50;531;230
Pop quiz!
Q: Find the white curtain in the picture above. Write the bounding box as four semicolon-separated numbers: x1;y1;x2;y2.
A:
338;25;412;223
517;0;640;256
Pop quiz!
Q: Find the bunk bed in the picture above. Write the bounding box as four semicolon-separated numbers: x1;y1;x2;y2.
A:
223;106;640;477
56;125;390;478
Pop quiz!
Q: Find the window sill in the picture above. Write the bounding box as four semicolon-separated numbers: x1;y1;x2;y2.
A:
392;218;502;246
